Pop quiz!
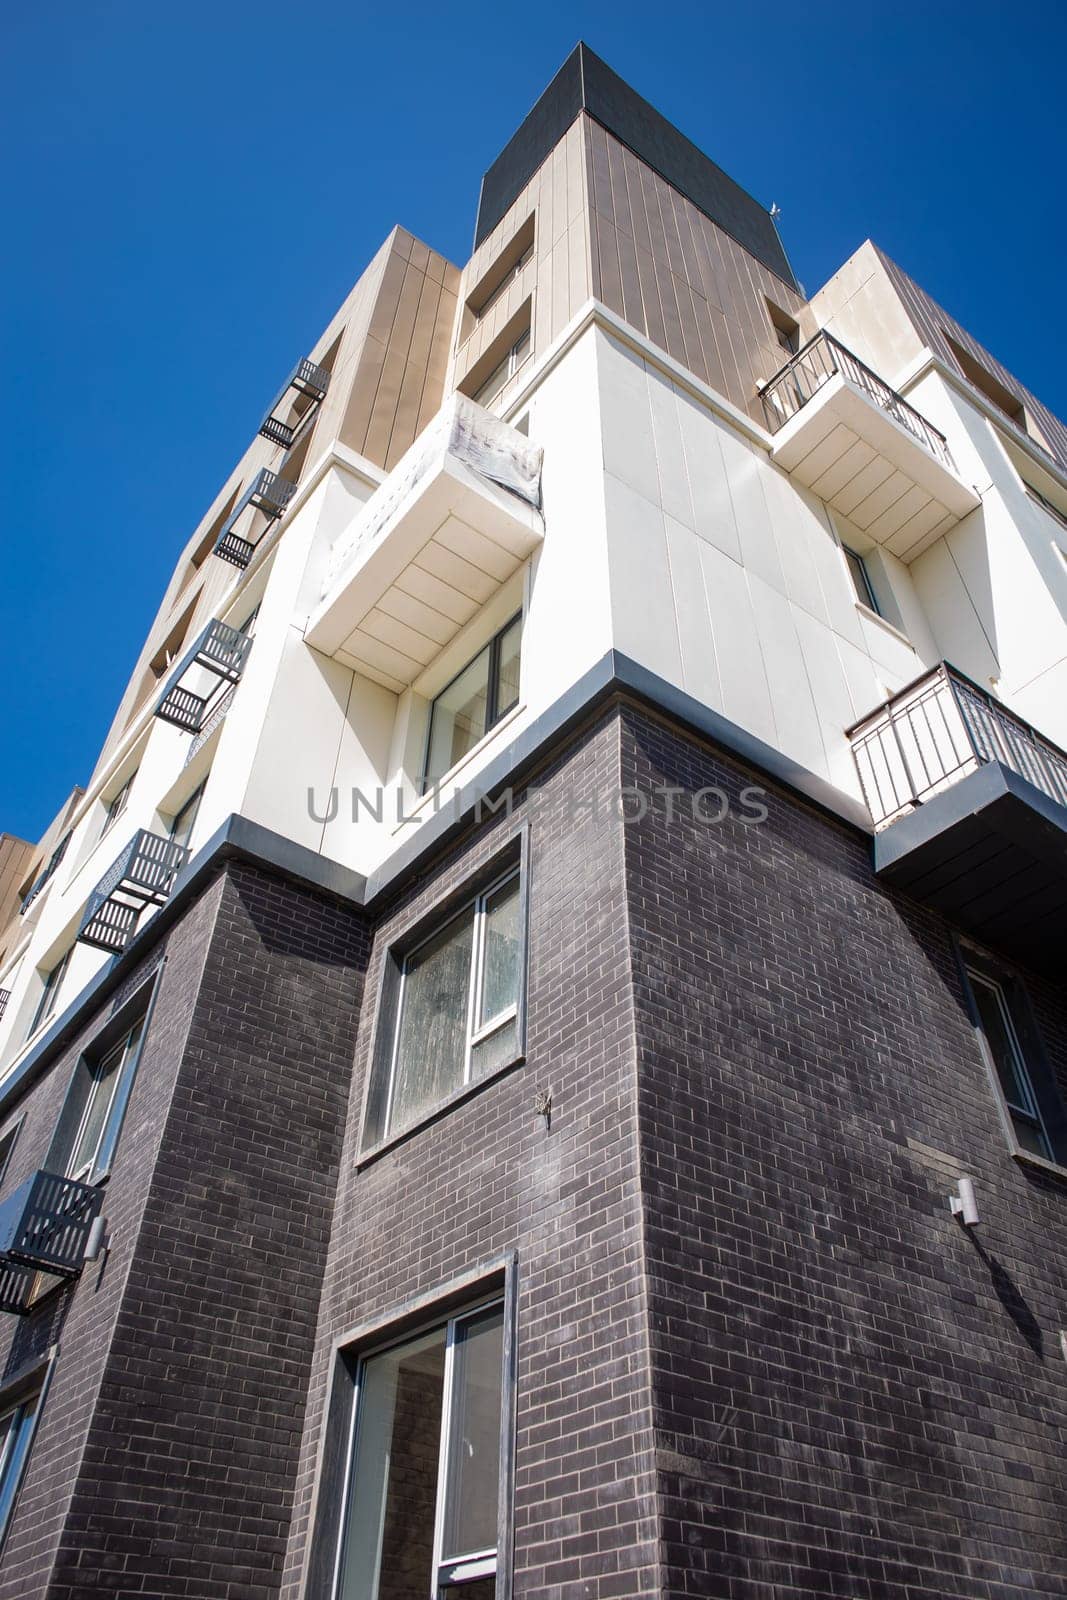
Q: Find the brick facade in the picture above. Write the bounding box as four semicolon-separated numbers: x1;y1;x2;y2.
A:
0;705;1064;1597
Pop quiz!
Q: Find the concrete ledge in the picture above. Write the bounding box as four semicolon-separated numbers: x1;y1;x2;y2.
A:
0;655;871;1116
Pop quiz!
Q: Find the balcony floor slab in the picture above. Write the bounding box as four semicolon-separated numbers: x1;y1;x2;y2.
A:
769;373;981;558
873;760;1067;975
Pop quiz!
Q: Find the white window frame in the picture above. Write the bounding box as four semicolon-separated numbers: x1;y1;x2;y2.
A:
381;868;521;1141
333;1296;505;1600
100;770;136;840
967;968;1052;1160
66;1019;146;1185
472;329;531;409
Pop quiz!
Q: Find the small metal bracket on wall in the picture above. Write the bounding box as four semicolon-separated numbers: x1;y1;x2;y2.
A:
534;1088;552;1128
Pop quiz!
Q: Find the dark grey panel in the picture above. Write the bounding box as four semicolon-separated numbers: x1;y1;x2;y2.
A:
874;762;1067;975
475;43;798;289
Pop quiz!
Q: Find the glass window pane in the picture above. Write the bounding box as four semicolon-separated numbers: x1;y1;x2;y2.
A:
470;1018;518;1082
479;878;520;1028
0;1396;37;1543
441;1306;504;1563
426;650;492;786
440;1580;495;1599
91;1019;145;1179
971;975;1051;1157
337;1328;447;1600
390;910;475;1134
68;1037;127;1181
493;620;522;722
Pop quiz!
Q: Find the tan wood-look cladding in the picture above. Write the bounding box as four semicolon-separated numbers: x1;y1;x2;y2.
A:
584;117;808;423
875;246;1067;475
450;117;591;411
0;835;35;962
335;227;459;472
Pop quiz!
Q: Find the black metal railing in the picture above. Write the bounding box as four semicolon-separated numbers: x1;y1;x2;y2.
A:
77;829;190;953
0;1171;102;1281
258;355;331;449
213;469;298;569
848;663;1067;827
761;331;957;473
154;618;253;733
0;990;9;1022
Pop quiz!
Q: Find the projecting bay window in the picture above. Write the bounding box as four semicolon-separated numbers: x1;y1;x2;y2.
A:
424;616;522;791
331;1299;506;1600
363;863;524;1150
962;955;1067;1167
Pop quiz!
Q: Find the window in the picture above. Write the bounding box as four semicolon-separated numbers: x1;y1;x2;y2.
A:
53;1017;147;1185
27;950;70;1040
472;330;531;409
1024;482;1067;532
19;831;72;915
332;1300;505;1600
964;960;1067;1166
100;771;136;840
0;1120;21;1191
0;1390;42;1550
842;544;880;614
466;215;536;324
424;617;522;790
169;782;205;853
364;867;523;1148
767;301;800;357
942;331;1052;451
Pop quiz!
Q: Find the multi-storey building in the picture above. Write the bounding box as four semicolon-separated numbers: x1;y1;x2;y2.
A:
0;43;1065;1600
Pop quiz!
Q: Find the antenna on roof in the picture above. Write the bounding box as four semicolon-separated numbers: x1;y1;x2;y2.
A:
769;203;782;220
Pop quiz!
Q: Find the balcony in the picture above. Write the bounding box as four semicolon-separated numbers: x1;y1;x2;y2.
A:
213;468;298;569
19;830;72;918
0;990;8;1021
761;333;980;558
849;664;1067;974
77;829;190;954
0;1171;102;1314
305;394;544;692
154;618;252;734
258;356;331;449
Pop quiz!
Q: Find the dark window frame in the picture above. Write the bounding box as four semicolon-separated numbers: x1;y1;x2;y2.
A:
45;970;161;1187
0;1116;23;1193
27;949;71;1041
842;543;881;615
359;831;529;1161
422;613;523;793
304;1258;517;1600
957;943;1067;1172
0;1347;58;1558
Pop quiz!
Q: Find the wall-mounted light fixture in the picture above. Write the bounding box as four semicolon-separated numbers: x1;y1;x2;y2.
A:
84;1215;110;1262
949;1177;979;1227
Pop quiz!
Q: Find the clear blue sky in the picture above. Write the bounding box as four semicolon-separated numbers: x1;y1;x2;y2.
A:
3;1;1065;841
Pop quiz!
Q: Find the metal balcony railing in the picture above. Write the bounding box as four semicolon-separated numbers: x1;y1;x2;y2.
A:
848;664;1067;828
0;1170;103;1313
213;469;298;569
761;331;957;474
154;618;253;733
0;990;8;1021
77;829;190;954
258;356;331;449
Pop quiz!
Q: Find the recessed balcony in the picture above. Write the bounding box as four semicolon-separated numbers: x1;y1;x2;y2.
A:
305;394;544;692
849;664;1067;974
0;1171;102;1314
154;618;253;733
77;829;190;954
762;333;980;558
213;468;298;569
258;355;331;449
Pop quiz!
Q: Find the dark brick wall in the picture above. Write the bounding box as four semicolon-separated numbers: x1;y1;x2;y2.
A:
618;704;1067;1600
0;703;1064;1599
280;714;662;1600
0;881;222;1600
39;862;369;1600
